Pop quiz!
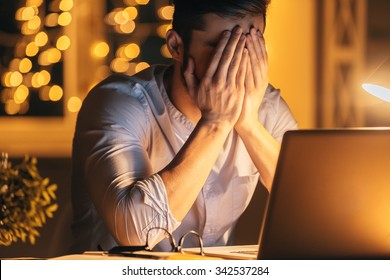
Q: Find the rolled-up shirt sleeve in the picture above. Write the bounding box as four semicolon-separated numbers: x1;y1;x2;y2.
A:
114;175;180;247
76;82;180;247
260;85;298;142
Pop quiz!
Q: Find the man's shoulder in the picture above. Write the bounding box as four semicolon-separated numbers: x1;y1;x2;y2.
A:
80;65;170;120
85;65;168;106
94;64;167;91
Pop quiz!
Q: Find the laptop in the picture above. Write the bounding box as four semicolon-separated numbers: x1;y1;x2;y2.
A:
189;129;390;259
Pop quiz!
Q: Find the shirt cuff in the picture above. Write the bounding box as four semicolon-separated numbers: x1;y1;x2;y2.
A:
134;173;181;233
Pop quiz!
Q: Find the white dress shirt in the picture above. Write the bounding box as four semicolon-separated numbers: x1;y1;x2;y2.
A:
70;65;298;253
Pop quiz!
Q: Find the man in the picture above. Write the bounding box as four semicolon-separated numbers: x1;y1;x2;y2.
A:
70;0;297;253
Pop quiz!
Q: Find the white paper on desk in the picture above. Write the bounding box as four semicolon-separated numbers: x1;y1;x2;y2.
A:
183;245;258;260
51;251;175;260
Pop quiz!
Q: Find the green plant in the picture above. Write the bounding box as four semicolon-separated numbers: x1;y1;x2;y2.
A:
0;154;58;246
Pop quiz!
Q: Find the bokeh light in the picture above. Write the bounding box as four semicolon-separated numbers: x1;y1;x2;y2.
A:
111;58;130;73
135;62;150;73
26;42;39;56
49;85;63;101
14;85;29;104
56;35;71;50
93;41;110;58
67;96;82;113
158;6;174;20
1;0;73;116
58;12;72;26
35;32;49;47
135;0;150;5
124;43;140;60
19;58;33;73
45;13;59;27
59;0;74;11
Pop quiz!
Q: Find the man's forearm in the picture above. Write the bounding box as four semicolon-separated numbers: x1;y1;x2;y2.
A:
159;120;232;221
235;120;280;192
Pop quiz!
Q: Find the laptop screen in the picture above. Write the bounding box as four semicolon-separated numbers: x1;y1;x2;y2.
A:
258;129;390;259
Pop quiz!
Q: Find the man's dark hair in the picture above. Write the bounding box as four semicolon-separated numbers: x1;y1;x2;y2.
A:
170;0;271;47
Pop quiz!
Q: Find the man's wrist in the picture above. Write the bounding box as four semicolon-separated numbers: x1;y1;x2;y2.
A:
235;115;258;135
198;117;234;135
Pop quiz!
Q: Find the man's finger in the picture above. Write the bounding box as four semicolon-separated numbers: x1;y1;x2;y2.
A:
203;30;231;79
237;48;248;91
227;34;246;86
214;26;243;82
246;28;267;88
245;57;255;90
257;30;268;66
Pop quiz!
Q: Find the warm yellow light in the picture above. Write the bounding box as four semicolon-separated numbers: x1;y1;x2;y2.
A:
124;7;138;20
118;20;136;34
39;86;50;101
362;57;390;102
38;48;61;65
111;58;129;73
16;7;36;21
19;58;33;73
31;72;45;88
10;72;23;87
49;85;63;101
9;59;21;71
160;44;172;58
135;62;150;73
105;11;117;26
124;0;138;6
56;35;71;50
135;0;150;5
14;85;29;104
21;22;36;35
58;12;72;26
124;43;140;59
28;16;41;30
5;100;20;115
127;62;137;75
40;70;51;85
67;96;82;113
2;72;12;87
114;10;129;25
15;8;23;21
23;73;33;87
18;101;30;115
26;42;39;56
59;0;73;11
93;41;110;58
45;13;59;27
158;6;174;20
116;46;126;59
35;31;48;47
38;51;50;66
27;0;44;7
48;48;62;63
156;24;172;38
